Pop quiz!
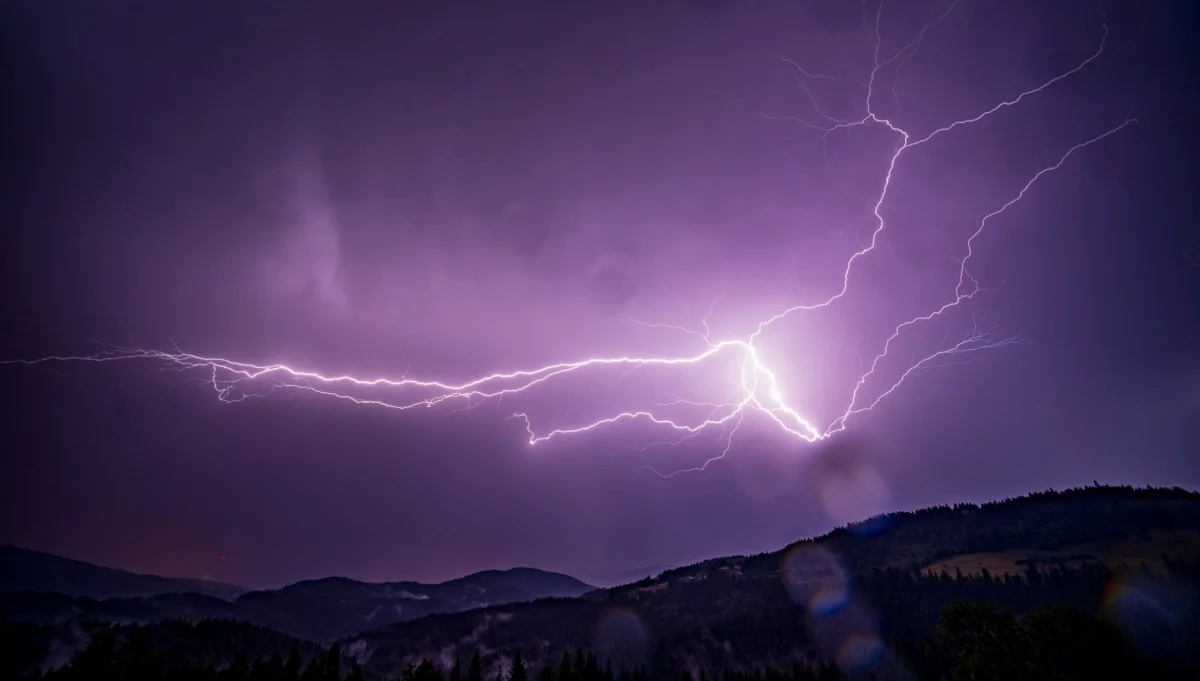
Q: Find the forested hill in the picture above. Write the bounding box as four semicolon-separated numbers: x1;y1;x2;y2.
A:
558;484;1200;602
349;485;1200;679
721;483;1200;580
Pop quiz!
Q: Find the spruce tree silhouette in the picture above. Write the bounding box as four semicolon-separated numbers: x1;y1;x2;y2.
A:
467;650;483;681
508;651;527;681
558;652;572;681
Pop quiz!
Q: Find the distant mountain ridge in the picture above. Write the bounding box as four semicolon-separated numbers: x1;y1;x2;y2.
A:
231;567;595;639
0;546;594;640
0;544;246;600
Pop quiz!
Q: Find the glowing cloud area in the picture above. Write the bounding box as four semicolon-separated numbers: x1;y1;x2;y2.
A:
3;3;1134;478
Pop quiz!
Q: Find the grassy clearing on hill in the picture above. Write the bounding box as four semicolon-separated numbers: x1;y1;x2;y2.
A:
921;528;1200;577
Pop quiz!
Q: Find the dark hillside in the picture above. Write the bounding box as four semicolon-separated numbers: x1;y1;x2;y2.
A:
5;485;1197;680
0;544;245;600
349;485;1200;679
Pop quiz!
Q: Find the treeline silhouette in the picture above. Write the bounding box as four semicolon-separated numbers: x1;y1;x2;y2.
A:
6;602;1186;681
10;557;1198;681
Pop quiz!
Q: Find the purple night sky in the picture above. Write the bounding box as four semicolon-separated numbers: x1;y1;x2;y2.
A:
1;0;1197;589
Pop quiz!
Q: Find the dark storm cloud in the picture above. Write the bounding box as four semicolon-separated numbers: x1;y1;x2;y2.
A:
0;0;1197;588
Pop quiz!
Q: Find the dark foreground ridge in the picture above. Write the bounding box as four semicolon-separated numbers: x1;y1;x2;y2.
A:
3;484;1198;680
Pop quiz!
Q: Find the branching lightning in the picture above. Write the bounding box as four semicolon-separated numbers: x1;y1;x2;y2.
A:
3;2;1135;477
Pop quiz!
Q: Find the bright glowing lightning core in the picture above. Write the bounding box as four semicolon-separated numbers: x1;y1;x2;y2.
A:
4;4;1135;477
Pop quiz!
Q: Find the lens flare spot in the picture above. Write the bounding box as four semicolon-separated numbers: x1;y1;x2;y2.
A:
836;633;884;673
592;606;649;664
780;545;850;616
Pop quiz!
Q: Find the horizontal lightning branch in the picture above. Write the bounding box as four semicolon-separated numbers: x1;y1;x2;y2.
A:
2;2;1134;477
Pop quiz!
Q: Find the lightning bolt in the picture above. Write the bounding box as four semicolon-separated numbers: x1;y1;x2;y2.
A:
3;2;1135;477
